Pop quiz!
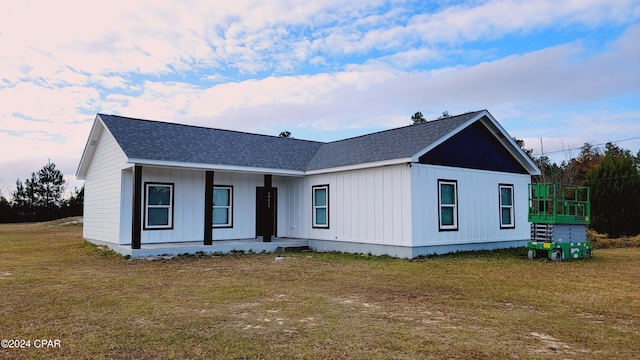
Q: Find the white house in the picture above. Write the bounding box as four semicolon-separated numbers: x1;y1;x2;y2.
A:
76;110;540;258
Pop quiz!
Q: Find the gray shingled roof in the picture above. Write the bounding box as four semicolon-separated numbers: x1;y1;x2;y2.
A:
99;111;483;172
99;114;323;171
305;111;481;170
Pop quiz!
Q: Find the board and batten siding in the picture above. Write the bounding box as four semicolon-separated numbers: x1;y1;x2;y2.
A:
272;176;294;238
119;168;133;244
211;172;264;240
136;169;267;244
83;127;129;245
410;164;531;246
284;164;413;246
137;167;205;244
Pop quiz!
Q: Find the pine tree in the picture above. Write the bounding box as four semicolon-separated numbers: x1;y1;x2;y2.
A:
586;143;640;237
66;186;84;216
35;161;65;210
411;112;426;125
0;192;13;223
12;161;66;221
437;111;451;119
13;178;36;221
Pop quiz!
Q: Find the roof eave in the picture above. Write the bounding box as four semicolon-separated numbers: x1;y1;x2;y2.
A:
75;115;105;179
305;157;412;175
127;158;307;177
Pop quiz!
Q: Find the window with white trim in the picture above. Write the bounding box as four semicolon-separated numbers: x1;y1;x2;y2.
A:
499;184;514;228
312;185;329;228
438;180;458;231
145;183;173;229
212;186;233;227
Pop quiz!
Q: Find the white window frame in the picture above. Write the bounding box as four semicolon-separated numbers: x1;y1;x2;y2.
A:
438;180;458;231
212;185;233;228
499;184;515;228
312;185;329;228
144;183;174;230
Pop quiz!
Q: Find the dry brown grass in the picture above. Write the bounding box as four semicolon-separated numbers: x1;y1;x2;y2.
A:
1;219;639;359
588;229;640;249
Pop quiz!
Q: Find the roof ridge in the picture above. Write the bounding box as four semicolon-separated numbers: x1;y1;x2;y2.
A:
98;113;325;145
323;110;484;145
97;110;484;147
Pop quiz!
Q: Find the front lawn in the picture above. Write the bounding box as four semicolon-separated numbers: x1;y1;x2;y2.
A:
1;219;638;359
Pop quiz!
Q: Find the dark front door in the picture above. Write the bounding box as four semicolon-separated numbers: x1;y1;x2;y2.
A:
256;187;277;241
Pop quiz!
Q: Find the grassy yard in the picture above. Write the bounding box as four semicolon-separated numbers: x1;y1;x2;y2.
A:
1;219;639;359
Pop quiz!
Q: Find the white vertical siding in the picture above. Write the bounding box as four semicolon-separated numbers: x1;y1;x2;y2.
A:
119;169;133;244
284;164;413;246
83;128;129;244
274;176;294;237
411;164;531;246
139;167;205;244
212;172;262;240
137;170;264;244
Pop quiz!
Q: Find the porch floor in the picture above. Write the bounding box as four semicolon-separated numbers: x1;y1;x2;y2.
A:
91;237;310;258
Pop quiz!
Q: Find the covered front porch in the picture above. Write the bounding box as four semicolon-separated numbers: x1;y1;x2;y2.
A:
89;237;310;258
125;166;291;250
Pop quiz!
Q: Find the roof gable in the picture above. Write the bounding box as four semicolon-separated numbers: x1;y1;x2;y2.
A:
76;115;106;179
419;120;529;174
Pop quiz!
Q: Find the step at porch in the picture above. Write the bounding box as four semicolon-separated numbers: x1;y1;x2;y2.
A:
276;244;310;252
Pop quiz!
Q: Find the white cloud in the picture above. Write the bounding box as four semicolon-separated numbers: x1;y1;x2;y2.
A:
304;0;640;57
2;0;637;82
1;0;392;80
409;0;640;43
15;22;630;137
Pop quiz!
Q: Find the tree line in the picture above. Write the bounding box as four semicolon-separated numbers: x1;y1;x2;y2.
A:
0;161;83;223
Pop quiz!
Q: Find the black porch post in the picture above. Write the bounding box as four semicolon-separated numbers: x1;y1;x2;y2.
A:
204;171;214;245
263;174;273;242
132;165;142;249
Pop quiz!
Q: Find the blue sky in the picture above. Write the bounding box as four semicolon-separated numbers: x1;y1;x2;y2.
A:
1;0;639;197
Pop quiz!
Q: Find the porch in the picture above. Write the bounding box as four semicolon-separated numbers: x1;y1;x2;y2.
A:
88;238;310;259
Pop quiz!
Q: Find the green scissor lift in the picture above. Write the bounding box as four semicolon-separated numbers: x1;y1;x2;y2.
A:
527;183;592;261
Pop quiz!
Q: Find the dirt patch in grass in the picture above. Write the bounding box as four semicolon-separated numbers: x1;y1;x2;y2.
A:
1;219;639;359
